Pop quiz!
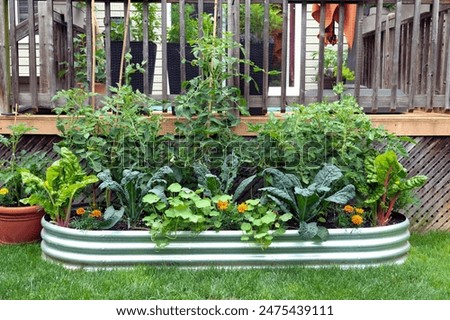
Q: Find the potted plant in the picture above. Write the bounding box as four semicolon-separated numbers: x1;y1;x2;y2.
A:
312;48;355;89
110;3;159;92
0;123;49;244
238;3;283;95
167;4;214;94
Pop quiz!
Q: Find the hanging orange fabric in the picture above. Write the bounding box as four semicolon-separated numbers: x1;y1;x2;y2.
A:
311;4;357;48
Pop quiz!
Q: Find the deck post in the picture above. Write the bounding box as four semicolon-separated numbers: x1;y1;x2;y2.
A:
0;0;10;113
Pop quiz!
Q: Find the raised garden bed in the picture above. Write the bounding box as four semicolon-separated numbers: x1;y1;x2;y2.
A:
40;215;410;269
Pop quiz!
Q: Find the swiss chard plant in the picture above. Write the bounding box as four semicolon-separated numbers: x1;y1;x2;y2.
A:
20;147;99;227
97;166;174;229
365;150;427;226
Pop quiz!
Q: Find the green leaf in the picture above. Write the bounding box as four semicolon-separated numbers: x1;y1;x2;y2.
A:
325;184;356;204
232;175;257;202
261;211;277;224
298;222;319;240
313;164;343;190
100;206;124;229
240;222;252;231
316;226;329;241
168;183;182;193
194;198;211;209
279;213;293;222
142;193;161;204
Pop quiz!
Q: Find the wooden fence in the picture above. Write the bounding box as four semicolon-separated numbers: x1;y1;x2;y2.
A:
363;1;450;112
1;0;450;114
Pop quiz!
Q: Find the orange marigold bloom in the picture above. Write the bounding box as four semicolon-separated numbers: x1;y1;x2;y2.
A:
76;207;86;215
351;214;364;226
355;208;365;215
89;209;102;218
237;203;248;213
217;200;229;211
343;205;354;213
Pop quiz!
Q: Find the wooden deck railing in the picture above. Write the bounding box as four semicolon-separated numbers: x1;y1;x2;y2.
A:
0;0;450;115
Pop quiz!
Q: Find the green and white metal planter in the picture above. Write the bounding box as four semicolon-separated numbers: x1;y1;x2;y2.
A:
41;216;411;269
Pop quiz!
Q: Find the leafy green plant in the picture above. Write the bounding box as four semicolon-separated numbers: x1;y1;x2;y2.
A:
20;147;98;227
365;150;427;226
168;4;214;43
110;3;160;42
170;32;257;174
97;166;174;229
73;33;106;86
193;153;240;197
235;165;355;240
142;183;225;247
239;199;293;248
53;60;163;180
248;94;411;203
312;48;355;81
239;4;283;43
0;123;50;207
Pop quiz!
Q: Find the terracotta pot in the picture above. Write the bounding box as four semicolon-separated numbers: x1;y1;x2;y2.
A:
0;206;45;244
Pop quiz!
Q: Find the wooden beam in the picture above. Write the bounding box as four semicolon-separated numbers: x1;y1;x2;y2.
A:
2;112;449;137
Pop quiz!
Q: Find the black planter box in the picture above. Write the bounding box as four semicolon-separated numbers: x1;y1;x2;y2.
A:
240;42;274;96
110;41;157;93
166;43;199;94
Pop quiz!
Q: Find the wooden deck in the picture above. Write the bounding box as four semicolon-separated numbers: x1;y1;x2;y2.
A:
1;111;449;136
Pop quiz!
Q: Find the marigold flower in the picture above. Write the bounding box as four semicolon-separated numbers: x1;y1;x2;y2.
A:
0;187;9;195
76;207;86;215
89;209;102;218
217;200;229;211
343;205;354;213
355;208;365;215
351;214;364;226
237;203;248;213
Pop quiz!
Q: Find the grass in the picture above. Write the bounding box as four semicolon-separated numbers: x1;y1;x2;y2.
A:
0;232;449;300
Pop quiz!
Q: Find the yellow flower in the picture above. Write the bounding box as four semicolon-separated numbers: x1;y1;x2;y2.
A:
355;208;365;215
351;214;364;226
0;187;9;195
89;209;102;218
76;207;86;215
217;200;229;211
343;205;354;213
237;203;248;213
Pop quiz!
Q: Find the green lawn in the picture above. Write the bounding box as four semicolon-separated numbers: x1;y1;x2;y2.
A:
0;232;449;300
